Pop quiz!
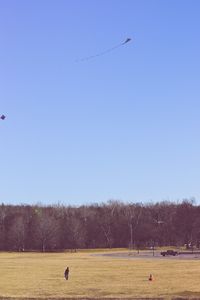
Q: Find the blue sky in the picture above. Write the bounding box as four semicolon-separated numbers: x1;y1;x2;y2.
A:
0;0;200;205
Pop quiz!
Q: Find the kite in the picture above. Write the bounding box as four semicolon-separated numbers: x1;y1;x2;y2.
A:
76;38;132;62
0;115;6;120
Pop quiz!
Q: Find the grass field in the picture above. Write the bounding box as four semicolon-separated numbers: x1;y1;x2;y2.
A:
0;249;200;299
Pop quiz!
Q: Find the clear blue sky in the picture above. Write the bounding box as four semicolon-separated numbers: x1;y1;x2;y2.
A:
1;0;200;205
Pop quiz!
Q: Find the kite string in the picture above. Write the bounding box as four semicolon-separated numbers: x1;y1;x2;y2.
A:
76;42;125;62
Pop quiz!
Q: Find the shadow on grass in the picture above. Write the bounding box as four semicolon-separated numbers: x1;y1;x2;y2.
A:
0;297;200;300
172;290;200;299
0;298;165;300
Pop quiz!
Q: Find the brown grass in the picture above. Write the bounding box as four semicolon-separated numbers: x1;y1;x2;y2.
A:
0;250;200;299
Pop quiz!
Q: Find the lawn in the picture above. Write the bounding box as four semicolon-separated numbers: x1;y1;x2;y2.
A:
0;250;200;299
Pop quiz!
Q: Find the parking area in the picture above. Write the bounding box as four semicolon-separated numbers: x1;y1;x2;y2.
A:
97;250;200;260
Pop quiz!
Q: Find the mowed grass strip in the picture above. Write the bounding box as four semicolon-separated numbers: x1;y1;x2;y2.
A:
0;251;200;299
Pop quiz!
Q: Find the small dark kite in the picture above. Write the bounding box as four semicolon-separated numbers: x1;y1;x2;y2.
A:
76;37;132;62
123;38;132;44
0;115;6;120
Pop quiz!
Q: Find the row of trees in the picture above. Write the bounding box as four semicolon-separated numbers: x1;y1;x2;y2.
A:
0;199;200;251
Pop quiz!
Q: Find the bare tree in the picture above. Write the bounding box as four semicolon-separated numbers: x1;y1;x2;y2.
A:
35;209;59;252
0;204;7;250
8;216;26;251
124;203;143;250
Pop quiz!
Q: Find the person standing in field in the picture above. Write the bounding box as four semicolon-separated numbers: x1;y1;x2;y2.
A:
64;267;69;280
149;274;153;281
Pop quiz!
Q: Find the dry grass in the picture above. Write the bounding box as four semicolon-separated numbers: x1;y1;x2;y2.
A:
0;250;200;299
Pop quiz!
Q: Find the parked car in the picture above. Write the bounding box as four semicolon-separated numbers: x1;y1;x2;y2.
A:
160;250;179;256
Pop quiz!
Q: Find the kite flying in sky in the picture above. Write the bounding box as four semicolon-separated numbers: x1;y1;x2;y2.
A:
1;115;6;120
76;37;132;62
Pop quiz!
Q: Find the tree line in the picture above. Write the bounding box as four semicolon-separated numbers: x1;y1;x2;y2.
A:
0;199;199;252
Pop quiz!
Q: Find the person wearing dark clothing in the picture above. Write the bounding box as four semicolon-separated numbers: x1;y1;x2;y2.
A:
64;267;69;280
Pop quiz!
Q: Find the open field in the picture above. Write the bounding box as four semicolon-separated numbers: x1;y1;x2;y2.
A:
0;250;200;299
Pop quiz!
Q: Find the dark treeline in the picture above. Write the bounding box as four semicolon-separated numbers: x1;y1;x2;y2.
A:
0;199;200;252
